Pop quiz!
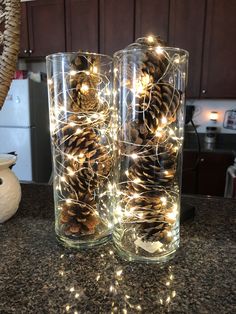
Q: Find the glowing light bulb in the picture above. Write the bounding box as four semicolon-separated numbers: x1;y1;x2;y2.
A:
133;178;141;184
75;128;82;134
67;167;75;176
136;82;144;94
131;153;138;160
75;293;80;299
174;58;180;64
169;129;175;135
141;73;150;87
125;170;129;176
69;287;75;292
69;122;76;127
78;153;84;158
61;176;66;182
92;66;98;73
81;83;89;93
147;35;154;43
132;193;140;199
166;212;177;221
160;196;167;205
210;111;218;121
70;70;77;76
47;78;53;85
161;116;167;124
155;130;162;137
155;46;163;54
66;199;72;204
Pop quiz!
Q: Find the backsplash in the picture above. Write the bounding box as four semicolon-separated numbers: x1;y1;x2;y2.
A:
186;99;236;134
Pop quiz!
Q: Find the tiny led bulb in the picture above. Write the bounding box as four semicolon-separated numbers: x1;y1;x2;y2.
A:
92;66;98;73
147;35;154;43
141;73;150;87
161;117;167;124
155;130;162;138
155;46;163;54
70;70;77;76
131;153;138;160
75;128;82;134
133;178;141;184
81;83;89;93
69;122;76;127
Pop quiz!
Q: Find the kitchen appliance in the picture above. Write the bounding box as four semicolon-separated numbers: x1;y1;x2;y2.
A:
0;79;52;182
204;126;218;144
223;109;236;129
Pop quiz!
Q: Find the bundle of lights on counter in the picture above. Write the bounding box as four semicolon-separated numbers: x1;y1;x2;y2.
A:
47;53;114;246
113;36;188;261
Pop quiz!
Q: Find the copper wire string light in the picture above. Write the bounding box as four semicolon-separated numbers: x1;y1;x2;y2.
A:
113;36;188;261
47;53;114;247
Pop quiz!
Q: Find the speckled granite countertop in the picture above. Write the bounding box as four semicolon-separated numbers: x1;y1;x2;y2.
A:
0;184;235;314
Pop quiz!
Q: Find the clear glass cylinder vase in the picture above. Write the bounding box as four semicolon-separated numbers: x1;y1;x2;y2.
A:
46;52;114;248
113;45;188;262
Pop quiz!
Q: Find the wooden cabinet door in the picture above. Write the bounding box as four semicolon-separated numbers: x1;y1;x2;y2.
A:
19;3;29;57
135;0;169;43
169;0;206;98
27;0;65;57
99;0;135;56
201;0;236;98
182;151;198;194
66;0;99;53
198;152;234;196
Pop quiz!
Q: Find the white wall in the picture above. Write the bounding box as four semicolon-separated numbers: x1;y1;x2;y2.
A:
187;99;236;134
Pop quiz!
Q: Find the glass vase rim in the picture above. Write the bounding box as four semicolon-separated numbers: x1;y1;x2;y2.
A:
113;46;189;58
46;51;113;63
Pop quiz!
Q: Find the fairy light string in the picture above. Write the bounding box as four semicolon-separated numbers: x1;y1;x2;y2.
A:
114;36;186;252
48;54;114;238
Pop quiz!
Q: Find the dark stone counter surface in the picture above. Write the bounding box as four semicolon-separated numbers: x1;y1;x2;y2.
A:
0;184;235;313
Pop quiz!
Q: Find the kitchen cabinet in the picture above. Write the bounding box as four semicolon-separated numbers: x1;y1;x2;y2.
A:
19;3;29;57
169;0;206;98
21;0;65;57
197;152;234;196
65;0;99;53
182;151;198;194
99;0;135;56
201;0;236;98
182;150;234;196
135;0;169;43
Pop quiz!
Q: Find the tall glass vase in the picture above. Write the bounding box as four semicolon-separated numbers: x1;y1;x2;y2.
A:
46;52;114;248
113;42;188;262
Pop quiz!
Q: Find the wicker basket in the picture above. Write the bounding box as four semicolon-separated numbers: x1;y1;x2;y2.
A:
0;0;21;109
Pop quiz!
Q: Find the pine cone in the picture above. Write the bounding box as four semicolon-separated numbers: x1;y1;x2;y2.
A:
137;83;180;132
60;193;99;236
122;193;175;243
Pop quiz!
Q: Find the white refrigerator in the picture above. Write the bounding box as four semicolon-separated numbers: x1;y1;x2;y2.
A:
0;79;52;182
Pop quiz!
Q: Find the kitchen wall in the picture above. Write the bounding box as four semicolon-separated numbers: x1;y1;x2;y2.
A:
186;100;236;134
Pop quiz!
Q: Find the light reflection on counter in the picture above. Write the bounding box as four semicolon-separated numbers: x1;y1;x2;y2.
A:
55;245;177;313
